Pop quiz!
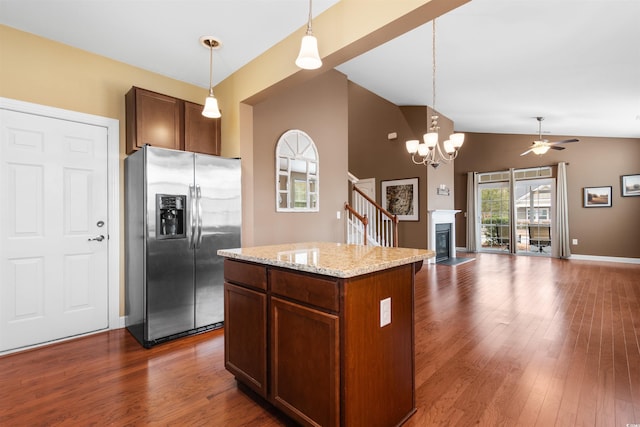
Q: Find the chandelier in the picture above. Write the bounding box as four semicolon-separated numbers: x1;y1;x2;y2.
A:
406;19;464;169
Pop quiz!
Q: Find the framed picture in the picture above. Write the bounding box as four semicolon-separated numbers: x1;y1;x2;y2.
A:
621;174;640;197
381;177;419;221
583;186;612;208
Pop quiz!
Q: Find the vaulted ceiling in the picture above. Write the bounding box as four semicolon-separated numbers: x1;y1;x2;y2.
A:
2;0;639;138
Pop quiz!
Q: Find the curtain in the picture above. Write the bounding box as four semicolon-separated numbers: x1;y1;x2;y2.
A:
509;168;517;254
556;162;571;258
466;172;478;252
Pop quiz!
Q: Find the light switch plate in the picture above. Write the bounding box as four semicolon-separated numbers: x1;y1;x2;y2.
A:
380;297;391;327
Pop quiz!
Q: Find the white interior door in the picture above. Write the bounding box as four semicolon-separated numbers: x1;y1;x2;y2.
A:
356;178;376;200
0;109;109;352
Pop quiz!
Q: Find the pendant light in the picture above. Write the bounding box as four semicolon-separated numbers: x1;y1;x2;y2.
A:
295;0;322;70
200;36;222;118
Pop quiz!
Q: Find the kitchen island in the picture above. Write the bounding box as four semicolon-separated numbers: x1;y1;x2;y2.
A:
218;242;434;427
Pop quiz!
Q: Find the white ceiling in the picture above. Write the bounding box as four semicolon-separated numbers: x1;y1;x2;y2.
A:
2;0;639;138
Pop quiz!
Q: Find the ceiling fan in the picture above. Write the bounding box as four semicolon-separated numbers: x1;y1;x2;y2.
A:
520;117;579;156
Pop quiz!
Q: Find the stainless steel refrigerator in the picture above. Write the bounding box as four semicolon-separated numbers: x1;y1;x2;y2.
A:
125;145;241;348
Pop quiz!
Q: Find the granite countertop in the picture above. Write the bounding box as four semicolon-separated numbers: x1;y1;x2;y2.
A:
217;242;434;278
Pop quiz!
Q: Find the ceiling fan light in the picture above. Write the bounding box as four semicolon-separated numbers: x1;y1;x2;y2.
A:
202;94;221;118
406;139;420;154
531;145;550;155
296;35;322;70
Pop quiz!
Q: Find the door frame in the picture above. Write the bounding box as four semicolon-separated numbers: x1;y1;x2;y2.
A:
1;97;121;333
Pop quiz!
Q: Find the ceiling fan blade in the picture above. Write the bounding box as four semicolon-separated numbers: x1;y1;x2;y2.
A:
550;146;566;151
520;148;534;156
550;138;579;145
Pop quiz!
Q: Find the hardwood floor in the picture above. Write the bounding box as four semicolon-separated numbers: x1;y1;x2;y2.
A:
1;254;638;426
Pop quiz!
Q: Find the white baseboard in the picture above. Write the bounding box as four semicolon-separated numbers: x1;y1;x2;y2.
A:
455;247;639;265
569;254;640;265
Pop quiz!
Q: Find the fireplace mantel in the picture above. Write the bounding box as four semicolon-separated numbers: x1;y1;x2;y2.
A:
428;210;461;263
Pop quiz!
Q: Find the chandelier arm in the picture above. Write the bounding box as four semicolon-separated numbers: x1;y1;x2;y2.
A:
411;154;426;165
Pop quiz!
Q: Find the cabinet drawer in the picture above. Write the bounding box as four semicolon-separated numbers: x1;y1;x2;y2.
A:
270;269;339;312
224;259;267;291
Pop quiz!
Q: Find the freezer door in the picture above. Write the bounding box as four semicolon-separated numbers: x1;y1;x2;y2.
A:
194;154;241;328
145;147;196;341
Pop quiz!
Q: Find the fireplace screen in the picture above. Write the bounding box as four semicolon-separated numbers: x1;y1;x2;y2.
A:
435;223;451;262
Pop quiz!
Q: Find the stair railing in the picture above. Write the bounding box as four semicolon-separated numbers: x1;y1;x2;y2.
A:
344;203;368;245
345;185;398;247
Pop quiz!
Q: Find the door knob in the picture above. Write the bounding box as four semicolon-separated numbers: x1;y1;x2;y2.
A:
88;235;105;242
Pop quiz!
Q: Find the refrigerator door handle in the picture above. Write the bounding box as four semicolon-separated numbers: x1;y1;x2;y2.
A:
196;185;204;248
189;185;197;249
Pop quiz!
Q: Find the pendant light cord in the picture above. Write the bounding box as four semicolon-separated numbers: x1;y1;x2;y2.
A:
208;43;214;96
432;19;436;117
429;19;439;133
306;0;314;35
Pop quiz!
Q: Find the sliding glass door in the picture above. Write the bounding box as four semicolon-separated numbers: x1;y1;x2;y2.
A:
514;178;555;254
478;181;510;252
476;168;555;256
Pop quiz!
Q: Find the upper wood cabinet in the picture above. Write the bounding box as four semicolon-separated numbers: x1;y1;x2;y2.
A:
184;100;221;156
125;87;220;155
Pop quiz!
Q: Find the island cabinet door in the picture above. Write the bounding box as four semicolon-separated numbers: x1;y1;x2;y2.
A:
270;296;340;427
224;282;267;397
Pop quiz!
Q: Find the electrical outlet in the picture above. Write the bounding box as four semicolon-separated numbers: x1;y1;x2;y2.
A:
380;297;391;327
572;238;578;245
336;210;341;220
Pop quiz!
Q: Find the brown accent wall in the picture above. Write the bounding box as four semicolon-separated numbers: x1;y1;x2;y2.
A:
454;133;640;258
251;70;349;245
347;81;455;249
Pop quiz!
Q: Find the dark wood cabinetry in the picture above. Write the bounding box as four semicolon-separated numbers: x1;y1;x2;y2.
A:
184;100;221;155
224;283;267;397
223;258;418;427
125;87;220;155
270;296;340;426
223;259;268;397
126;87;181;152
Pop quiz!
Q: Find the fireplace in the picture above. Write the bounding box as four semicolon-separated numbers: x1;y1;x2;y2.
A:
428;210;460;263
435;223;451;262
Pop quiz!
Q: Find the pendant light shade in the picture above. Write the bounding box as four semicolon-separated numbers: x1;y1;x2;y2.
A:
296;0;322;70
202;91;221;119
200;36;222;119
296;34;322;70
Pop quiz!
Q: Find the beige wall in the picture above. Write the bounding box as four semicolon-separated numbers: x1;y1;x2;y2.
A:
251;70;349;245
453;132;640;258
0;25;211;146
0;0;471;318
0;24;226;316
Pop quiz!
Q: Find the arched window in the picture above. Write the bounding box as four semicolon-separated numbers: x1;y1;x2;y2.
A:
275;129;319;212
